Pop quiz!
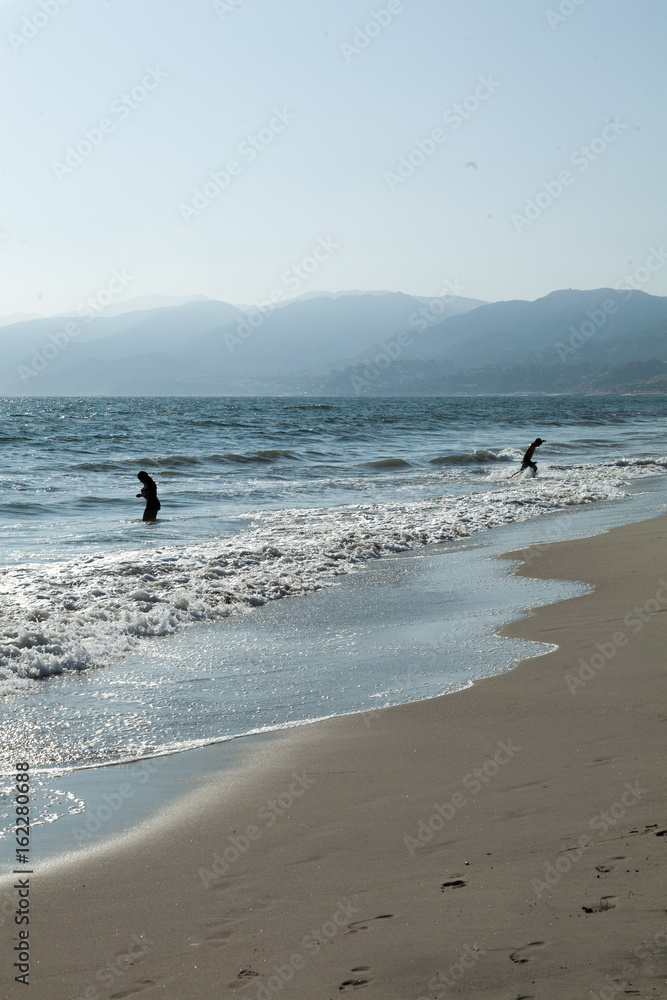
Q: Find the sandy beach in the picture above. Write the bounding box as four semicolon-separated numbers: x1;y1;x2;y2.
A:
3;0;664;995
4;512;667;999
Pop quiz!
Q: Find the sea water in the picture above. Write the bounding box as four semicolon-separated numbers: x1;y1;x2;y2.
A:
1;395;666;840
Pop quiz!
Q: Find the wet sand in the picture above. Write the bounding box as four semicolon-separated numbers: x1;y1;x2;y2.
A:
3;513;667;998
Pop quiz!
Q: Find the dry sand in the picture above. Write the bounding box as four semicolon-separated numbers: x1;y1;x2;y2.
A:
3;513;667;999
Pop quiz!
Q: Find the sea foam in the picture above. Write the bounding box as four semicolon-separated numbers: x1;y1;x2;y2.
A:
0;461;644;694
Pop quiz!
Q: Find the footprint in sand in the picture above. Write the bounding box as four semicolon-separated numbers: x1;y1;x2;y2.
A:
509;941;545;964
582;896;617;913
345;914;394;935
441;879;467;890
227;969;262;990
110;982;158;999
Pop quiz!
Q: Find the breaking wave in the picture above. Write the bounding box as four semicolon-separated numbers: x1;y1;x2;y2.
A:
430;449;518;465
0;467;634;694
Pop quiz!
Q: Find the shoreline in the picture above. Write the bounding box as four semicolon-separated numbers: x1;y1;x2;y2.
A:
4;475;664;866
1;502;593;861
3;511;667;997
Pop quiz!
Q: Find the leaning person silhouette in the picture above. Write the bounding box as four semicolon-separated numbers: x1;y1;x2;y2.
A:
510;438;546;478
136;471;161;521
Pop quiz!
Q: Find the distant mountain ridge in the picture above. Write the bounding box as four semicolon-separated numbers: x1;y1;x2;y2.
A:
97;293;211;316
0;287;665;395
0;291;482;395
322;288;667;395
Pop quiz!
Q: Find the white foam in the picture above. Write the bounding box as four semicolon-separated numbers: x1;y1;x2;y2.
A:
0;783;85;840
0;459;661;693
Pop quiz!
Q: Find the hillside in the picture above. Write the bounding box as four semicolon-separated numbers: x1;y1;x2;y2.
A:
1;288;666;396
0;292;482;395
322;289;667;395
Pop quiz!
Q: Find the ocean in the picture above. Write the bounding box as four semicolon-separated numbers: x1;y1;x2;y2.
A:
1;394;666;845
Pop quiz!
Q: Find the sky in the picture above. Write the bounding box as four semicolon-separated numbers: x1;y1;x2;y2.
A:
1;0;665;316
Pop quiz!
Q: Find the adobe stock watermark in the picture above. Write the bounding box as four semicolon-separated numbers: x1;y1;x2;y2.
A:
213;0;249;19
16;268;135;386
52;66;168;180
199;771;316;888
511;118;628;233
546;0;588;30
418;943;485;999
555;246;667;361
9;0;74;54
339;0;410;63
179;108;295;223
408;278;469;332
531;780;645;899
515;518;565;569
403;739;520;856
385;76;501;192
252;899;358;1000
565;578;667;694
223;236;339;353
613;245;667;296
348;331;413;393
556;296;623;362
350;277;467;393
591;924;667;1000
69;933;152;1000
70;759;160;846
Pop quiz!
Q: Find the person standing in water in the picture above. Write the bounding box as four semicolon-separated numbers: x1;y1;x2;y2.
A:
136;471;161;521
510;437;546;478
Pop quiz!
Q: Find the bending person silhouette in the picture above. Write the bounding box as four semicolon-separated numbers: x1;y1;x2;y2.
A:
136;471;161;521
510;438;545;478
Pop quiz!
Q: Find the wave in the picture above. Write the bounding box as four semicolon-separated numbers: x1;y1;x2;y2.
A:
74;450;301;472
75;462;124;472
431;449;517;465
77;496;130;506
364;458;412;469
0;468;630;695
609;457;667;469
0;501;53;515
225;450;299;464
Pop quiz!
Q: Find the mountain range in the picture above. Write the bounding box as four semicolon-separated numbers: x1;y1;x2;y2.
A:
0;287;665;396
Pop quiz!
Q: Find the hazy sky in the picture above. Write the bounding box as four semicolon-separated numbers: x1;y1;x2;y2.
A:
1;0;665;315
